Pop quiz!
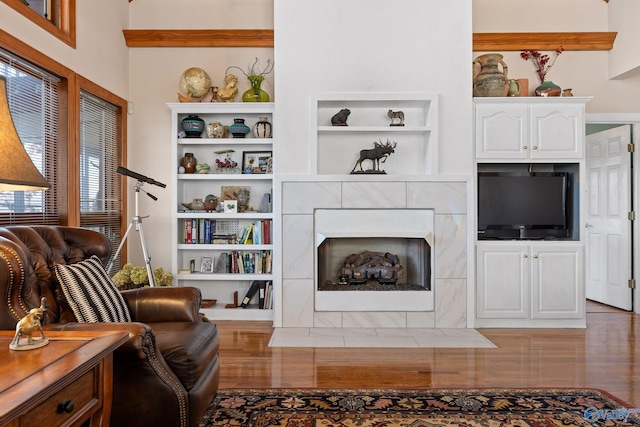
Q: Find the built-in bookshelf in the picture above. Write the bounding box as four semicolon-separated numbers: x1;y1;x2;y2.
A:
168;102;275;321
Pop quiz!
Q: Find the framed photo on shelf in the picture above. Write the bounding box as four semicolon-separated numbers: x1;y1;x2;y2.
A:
223;200;237;213
201;256;214;273
242;151;272;174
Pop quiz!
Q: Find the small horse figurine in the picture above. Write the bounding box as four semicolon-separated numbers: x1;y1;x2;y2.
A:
388;110;405;126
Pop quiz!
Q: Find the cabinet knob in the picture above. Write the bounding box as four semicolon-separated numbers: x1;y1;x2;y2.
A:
533;254;539;259
523;254;528;259
523;145;528;150
57;400;75;414
532;145;538;150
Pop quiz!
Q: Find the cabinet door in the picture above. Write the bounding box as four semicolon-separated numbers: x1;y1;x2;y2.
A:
475;104;529;159
530;244;584;319
476;243;530;318
530;105;583;159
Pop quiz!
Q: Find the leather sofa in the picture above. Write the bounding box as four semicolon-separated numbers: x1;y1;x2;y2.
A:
0;225;220;427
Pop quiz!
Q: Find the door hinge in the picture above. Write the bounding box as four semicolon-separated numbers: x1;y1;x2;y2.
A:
628;143;635;153
629;279;636;289
629;211;636;221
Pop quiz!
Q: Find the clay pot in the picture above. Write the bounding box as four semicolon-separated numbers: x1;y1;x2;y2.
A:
473;53;509;97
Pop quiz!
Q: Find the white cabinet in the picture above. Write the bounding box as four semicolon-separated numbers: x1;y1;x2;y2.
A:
476;242;585;327
168;102;275;321
312;93;438;175
474;97;590;328
475;98;589;160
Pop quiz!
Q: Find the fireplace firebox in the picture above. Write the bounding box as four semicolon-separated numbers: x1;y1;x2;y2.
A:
315;209;435;311
318;237;431;291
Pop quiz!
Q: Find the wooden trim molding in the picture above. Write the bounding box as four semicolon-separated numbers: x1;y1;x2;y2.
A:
473;32;617;51
122;29;275;48
122;30;615;51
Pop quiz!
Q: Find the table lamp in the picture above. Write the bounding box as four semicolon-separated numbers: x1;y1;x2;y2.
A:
0;75;51;191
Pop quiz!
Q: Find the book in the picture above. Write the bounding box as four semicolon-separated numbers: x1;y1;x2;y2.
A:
258;281;266;308
241;281;261;308
184;219;195;244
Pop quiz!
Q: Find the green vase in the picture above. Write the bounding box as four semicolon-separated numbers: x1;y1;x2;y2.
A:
242;75;270;102
535;81;561;97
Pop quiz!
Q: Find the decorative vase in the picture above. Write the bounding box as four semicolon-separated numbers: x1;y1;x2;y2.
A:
229;118;250;138
252;117;272;138
562;88;574;97
206;121;226;138
181;114;205;138
242;75;270;102
508;79;520;97
535;81;561;97
180;152;197;173
472;53;509;97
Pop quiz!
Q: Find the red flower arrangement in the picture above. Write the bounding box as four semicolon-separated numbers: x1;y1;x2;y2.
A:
520;47;564;83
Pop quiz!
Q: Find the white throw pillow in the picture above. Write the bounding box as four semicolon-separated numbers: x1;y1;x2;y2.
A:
55;255;132;322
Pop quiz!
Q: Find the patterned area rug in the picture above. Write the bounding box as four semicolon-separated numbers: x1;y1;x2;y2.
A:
199;388;640;427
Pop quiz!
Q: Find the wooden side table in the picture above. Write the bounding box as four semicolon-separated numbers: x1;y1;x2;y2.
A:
0;330;128;427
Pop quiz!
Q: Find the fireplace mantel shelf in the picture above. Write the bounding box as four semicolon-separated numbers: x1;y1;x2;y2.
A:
122;30;616;51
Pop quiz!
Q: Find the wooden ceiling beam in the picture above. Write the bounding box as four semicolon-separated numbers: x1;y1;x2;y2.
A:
122;30;616;51
473;32;616;51
122;29;274;48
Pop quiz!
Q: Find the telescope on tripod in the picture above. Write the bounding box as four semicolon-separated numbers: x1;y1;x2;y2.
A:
107;166;166;287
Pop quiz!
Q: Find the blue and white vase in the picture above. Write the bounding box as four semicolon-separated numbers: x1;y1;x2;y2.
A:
229;118;250;138
181;114;205;138
252;117;272;138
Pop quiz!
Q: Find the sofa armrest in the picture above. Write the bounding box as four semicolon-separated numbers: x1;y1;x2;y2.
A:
121;286;202;323
44;321;155;359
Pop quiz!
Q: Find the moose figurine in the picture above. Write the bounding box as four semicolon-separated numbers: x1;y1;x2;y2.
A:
351;139;397;174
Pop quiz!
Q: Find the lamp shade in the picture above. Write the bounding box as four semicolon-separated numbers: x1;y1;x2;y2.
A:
0;75;51;191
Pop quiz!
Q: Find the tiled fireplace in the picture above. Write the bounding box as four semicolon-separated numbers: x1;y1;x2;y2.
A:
279;177;470;328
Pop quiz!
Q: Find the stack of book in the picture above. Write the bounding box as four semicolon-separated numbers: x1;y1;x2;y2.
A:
240;280;273;309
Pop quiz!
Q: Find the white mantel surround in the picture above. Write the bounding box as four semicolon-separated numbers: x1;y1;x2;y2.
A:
278;175;472;328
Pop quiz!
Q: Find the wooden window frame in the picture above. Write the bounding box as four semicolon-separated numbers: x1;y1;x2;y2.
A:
0;28;127;261
0;0;76;48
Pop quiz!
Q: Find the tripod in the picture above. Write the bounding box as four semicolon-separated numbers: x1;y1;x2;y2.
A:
107;180;157;287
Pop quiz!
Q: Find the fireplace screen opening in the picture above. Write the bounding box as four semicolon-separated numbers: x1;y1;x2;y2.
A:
318;237;431;291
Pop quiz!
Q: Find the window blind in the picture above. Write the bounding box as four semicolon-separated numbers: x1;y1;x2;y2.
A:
79;90;122;271
0;48;62;225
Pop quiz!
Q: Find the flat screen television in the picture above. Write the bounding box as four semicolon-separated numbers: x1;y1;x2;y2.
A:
477;172;570;240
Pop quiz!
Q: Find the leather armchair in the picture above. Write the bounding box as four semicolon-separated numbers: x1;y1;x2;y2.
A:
0;226;219;427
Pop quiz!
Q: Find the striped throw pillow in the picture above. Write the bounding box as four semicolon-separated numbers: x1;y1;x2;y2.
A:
55;255;132;323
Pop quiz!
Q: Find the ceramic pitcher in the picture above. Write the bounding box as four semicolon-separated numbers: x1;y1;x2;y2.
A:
473;53;509;97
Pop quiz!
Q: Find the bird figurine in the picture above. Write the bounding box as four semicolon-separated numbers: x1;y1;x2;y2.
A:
177;92;193;103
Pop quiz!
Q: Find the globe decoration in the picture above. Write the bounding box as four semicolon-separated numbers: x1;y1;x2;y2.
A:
180;67;212;98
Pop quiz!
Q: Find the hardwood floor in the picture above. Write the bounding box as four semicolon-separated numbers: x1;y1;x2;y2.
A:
215;301;640;406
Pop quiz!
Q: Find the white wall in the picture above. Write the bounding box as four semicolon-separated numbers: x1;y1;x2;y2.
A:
274;0;472;176
608;0;640;79
0;1;130;97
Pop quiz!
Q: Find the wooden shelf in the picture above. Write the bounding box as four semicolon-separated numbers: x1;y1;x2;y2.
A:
123;30;615;51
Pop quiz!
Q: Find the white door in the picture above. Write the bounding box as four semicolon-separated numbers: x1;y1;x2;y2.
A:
585;125;632;310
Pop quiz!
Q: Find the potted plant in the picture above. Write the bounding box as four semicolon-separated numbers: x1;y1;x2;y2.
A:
112;263;174;290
